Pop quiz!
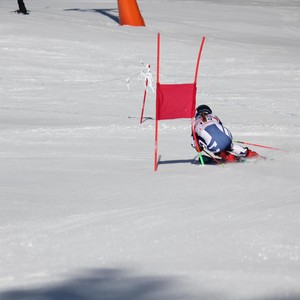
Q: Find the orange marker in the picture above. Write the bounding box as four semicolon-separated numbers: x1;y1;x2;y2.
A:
118;0;145;26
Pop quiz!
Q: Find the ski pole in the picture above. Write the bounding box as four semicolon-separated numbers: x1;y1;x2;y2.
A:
192;123;204;166
234;140;288;152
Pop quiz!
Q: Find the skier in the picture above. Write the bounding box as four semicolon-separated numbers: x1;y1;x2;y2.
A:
191;104;259;163
17;0;28;14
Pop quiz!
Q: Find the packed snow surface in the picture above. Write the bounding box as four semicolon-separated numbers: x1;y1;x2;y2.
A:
0;0;300;299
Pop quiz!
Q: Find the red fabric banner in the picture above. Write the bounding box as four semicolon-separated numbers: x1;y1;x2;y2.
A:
156;83;196;120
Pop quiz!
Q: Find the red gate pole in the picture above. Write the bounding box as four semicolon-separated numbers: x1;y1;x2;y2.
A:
194;36;206;84
154;33;161;171
192;36;206;166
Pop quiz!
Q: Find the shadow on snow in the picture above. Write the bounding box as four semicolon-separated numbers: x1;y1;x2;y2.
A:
0;268;201;300
0;268;299;300
158;155;198;166
64;8;120;24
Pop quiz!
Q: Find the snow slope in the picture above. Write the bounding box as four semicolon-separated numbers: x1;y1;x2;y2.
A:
1;0;300;299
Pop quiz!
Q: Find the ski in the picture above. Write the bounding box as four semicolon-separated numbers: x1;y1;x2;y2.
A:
195;153;268;166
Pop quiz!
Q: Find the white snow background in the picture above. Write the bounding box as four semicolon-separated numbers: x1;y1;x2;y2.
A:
1;0;300;299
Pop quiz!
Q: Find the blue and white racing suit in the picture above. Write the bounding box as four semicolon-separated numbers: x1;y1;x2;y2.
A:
192;114;247;156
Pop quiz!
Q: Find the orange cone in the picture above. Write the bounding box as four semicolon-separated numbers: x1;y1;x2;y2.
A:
117;0;145;26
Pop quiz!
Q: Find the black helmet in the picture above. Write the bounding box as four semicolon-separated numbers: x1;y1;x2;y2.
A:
195;104;212;118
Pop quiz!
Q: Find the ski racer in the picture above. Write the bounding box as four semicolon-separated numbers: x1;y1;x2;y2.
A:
191;104;259;163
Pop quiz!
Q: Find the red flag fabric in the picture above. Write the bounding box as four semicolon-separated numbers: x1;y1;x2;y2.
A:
156;83;196;120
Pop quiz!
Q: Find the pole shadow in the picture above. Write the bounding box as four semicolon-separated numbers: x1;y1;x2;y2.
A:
64;8;120;24
158;155;198;166
141;116;154;123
